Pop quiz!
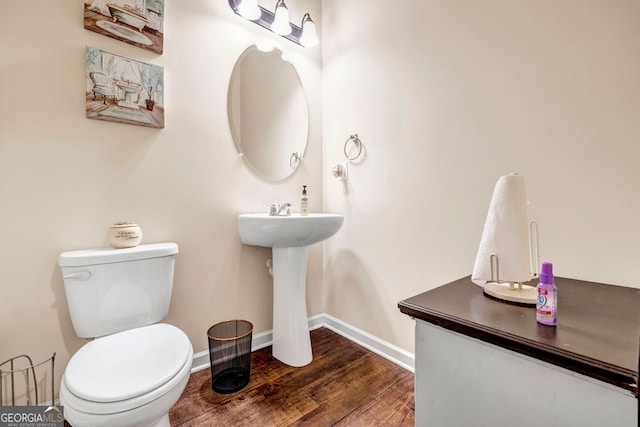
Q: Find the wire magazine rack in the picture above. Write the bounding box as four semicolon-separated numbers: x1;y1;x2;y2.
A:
0;353;56;406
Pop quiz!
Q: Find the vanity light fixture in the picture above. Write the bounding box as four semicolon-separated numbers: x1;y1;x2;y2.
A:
228;0;319;48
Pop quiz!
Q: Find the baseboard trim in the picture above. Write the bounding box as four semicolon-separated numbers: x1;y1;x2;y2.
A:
321;314;415;372
191;313;415;373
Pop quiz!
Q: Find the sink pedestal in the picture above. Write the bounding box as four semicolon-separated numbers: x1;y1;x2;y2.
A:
237;213;344;367
272;246;312;367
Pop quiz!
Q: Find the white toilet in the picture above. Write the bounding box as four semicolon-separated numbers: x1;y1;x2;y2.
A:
58;243;193;427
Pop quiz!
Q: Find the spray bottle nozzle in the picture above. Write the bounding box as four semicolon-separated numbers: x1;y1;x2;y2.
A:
540;262;554;283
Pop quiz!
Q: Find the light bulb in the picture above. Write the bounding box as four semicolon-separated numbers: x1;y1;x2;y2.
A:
271;0;292;36
237;0;261;20
300;13;318;47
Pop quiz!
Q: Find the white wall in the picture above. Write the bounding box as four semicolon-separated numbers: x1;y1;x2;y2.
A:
322;0;640;353
0;0;322;396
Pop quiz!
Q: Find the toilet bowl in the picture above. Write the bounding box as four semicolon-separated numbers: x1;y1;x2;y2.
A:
60;324;193;427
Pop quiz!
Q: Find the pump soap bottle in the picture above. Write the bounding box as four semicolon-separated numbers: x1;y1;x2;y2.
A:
536;262;557;326
301;185;309;216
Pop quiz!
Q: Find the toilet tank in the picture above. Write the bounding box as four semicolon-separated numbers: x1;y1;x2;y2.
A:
58;243;179;338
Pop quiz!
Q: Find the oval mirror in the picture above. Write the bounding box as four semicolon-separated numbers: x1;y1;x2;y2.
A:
228;45;309;181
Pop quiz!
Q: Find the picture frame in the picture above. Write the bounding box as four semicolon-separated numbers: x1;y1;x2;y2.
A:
85;46;164;129
84;0;164;54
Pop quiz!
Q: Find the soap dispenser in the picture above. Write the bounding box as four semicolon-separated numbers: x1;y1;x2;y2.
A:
301;185;309;216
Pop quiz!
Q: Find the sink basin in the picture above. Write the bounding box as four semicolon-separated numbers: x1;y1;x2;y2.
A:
238;213;344;367
238;213;344;248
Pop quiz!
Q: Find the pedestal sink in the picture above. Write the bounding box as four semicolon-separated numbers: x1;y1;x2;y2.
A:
238;213;344;366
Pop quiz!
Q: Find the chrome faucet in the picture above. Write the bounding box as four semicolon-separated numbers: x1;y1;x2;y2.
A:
268;203;293;216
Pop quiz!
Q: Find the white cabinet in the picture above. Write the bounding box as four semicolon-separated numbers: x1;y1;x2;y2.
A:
415;320;637;427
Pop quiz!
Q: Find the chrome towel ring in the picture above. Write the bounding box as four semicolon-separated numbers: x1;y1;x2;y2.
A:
344;134;363;161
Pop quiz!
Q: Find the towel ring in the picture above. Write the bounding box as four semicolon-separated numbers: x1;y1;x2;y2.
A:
344;134;363;161
290;152;302;169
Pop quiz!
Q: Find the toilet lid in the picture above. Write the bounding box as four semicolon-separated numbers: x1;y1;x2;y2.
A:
64;323;191;403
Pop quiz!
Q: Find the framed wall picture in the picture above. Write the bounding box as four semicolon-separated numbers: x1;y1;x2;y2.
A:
84;0;164;54
85;46;164;129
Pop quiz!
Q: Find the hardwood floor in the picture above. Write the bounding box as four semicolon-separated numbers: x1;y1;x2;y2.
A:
169;328;415;426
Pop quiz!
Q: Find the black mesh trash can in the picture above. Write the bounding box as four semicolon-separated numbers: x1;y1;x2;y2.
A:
207;320;253;394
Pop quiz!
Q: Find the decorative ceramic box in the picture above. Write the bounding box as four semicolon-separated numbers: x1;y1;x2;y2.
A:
107;222;143;248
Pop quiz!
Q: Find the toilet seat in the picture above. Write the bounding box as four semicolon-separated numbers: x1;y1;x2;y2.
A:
61;323;192;414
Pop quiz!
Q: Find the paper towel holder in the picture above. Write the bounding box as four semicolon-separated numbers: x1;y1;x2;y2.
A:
483;221;540;306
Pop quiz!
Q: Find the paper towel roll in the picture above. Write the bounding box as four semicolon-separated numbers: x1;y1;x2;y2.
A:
472;173;532;287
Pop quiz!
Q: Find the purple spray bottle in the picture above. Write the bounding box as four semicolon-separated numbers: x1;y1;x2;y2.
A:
536;262;557;326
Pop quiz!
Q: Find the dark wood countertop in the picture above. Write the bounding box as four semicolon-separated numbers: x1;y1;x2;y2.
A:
398;276;640;395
